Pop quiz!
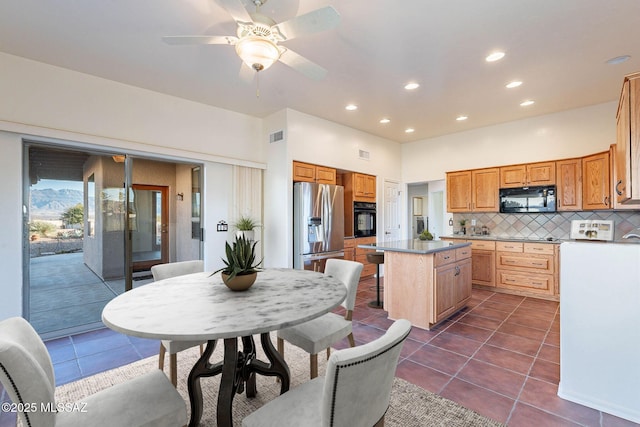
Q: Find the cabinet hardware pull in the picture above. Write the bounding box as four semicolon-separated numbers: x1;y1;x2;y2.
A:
532;248;543;251
616;180;623;196
443;255;450;259
455;266;460;276
604;196;609;206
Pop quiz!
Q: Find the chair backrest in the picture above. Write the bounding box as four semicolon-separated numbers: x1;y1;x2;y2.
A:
150;260;204;281
0;317;57;427
321;318;411;427
324;259;363;313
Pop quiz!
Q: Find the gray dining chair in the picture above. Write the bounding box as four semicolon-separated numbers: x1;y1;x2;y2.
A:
277;259;364;379
244;318;411;427
0;317;186;427
151;259;206;387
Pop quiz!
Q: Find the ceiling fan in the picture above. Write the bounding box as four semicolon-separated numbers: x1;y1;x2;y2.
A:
163;0;340;80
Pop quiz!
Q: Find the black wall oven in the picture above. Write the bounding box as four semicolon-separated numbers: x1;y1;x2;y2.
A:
354;202;376;237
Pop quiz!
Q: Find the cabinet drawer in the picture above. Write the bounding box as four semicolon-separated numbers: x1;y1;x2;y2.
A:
524;243;555;255
360;261;377;277
496;241;523;252
344;239;356;249
497;270;553;294
470;240;495;250
435;250;456;266
455;246;472;260
497;253;554;273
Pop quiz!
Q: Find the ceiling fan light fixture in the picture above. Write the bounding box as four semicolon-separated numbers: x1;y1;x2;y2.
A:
235;36;280;72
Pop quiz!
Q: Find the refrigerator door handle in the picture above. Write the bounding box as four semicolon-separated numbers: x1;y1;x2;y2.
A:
304;251;345;261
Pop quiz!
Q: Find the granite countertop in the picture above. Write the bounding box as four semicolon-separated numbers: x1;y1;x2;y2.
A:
441;235;563;244
357;239;470;254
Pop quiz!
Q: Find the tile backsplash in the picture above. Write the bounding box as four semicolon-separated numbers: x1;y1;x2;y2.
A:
452;211;640;241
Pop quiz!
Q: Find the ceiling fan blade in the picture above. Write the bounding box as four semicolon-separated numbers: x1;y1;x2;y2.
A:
278;48;327;80
216;0;253;24
274;6;340;41
162;35;238;45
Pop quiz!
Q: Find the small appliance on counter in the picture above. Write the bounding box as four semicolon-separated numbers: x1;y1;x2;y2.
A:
569;220;614;241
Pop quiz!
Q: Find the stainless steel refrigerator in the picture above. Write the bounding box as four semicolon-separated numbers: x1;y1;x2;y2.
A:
293;182;344;272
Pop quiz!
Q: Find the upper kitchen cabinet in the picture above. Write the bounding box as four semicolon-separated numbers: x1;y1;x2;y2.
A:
499;161;556;188
446;168;499;212
614;72;640;205
350;173;376;202
582;151;611;210
556;158;582;211
292;161;336;185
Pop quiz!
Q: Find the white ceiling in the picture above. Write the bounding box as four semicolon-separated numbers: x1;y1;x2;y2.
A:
1;0;640;143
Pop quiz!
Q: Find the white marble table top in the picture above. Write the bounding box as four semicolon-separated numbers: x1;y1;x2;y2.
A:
102;268;347;341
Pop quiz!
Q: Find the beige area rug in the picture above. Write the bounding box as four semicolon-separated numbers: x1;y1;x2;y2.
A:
55;336;504;426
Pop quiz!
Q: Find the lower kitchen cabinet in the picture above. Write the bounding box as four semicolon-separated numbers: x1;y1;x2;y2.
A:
385;245;472;330
495;241;557;298
354;236;377;277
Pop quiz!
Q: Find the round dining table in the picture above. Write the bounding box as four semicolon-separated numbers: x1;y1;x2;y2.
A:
102;268;347;427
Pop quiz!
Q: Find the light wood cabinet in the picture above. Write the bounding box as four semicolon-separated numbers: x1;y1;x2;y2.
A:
614;72;640;205
499;161;556;188
354;173;376;202
384;246;471;330
495;241;556;298
292;161;336;185
354;236;377;277
582;151;611;210
470;240;496;287
446;171;472;212
556;158;582;211
446;168;499;212
343;238;356;262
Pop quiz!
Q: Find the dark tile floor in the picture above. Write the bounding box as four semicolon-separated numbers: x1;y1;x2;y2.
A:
2;276;639;426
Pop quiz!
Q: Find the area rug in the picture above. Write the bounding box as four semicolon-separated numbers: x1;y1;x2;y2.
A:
55;336;503;426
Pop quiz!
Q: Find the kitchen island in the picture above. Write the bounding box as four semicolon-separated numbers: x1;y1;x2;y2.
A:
358;240;472;330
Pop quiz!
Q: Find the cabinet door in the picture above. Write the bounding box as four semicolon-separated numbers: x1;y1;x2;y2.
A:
500;165;527;188
471;249;495;287
527;161;556;186
446;171;471;212
582;151;611;210
292;161;315;182
615;75;640;204
364;175;376;197
471;168;499;212
556;158;582;211
454;258;472;307
316;166;337;184
434;263;456;323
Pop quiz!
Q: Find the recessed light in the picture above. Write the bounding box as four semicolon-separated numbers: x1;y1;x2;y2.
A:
606;55;631;65
456;116;468;121
404;82;420;90
520;100;535;107
405;128;415;133
485;51;505;62
379;118;391;124
345;104;358;111
506;81;522;89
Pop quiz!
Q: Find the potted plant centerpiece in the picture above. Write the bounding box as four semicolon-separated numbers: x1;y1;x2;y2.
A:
213;234;263;291
418;230;434;241
233;215;259;242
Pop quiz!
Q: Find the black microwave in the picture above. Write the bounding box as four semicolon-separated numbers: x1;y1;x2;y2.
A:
499;186;556;213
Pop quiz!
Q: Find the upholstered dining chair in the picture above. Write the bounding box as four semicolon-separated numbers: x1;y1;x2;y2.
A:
243;318;411;427
151;259;206;387
0;317;186;427
277;259;364;379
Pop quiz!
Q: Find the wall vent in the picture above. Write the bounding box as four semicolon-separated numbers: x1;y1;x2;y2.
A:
359;149;370;160
269;130;284;143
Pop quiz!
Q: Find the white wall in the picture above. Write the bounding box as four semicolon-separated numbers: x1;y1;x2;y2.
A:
0;53;267;320
0;132;24;319
401;102;617;183
264;109;402;268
